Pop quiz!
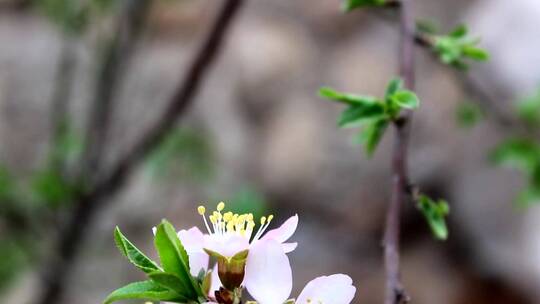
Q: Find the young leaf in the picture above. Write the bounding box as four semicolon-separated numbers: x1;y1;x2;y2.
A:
342;0;386;12
384;78;403;99
148;272;191;300
338;103;386;128
359;119;389;157
103;280;182;304
517;89;540;126
390;90;420;109
462;45;489;61
449;24;467;38
490;138;540;173
114;227;161;273
416;195;450;240
154;220;200;299
319;87;378;106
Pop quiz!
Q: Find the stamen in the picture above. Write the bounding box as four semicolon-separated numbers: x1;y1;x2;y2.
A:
217;201;225;211
198;205;213;234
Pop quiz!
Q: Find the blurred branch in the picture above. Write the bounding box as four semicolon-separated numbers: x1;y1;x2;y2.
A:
81;0;152;181
34;0;245;303
383;0;415;303
49;37;77;172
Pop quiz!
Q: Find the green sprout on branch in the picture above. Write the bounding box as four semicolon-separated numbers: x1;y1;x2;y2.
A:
319;77;420;157
342;0;388;12
418;23;489;70
416;195;450;240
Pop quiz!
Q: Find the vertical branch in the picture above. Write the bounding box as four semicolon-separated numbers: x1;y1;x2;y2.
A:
49;37;77;172
34;1;245;303
383;0;415;303
81;0;151;182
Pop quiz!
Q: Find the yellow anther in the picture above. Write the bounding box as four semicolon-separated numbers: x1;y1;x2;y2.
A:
217;201;225;211
224;212;233;222
209;215;217;224
197;206;206;215
268;214;274;222
247;213;254;221
260;216;266;225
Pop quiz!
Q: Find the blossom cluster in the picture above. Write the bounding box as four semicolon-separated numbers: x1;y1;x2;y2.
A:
105;202;356;304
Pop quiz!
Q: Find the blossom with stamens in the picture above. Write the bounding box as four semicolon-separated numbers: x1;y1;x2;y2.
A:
177;202;298;292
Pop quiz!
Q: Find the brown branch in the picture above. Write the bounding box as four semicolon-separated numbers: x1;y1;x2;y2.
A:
81;0;152;182
34;1;245;303
383;0;415;303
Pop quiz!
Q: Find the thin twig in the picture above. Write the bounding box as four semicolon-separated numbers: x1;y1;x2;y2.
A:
383;0;415;303
34;1;245;303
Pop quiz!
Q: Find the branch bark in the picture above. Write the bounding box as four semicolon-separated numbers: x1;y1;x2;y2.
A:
34;1;245;303
81;0;152;182
383;0;415;303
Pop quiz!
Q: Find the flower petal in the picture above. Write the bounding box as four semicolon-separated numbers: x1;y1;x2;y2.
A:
295;274;356;304
209;264;222;297
178;227;205;251
261;214;298;244
178;227;209;275
204;233;250;258
244;239;292;304
282;242;298;253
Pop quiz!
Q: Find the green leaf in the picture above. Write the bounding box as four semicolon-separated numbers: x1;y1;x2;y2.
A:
449;24;468;38
342;0;386;12
359;119;389;157
103;280;182;304
148;272;190;299
416;195;450;240
338;103;386;128
154;220;200;299
384;78;403;99
319;87;379;106
490;138;540;174
114;227;161;273
462;45;489;61
30;169;76;208
517;89;540;126
455;101;484;128
390;90;420;109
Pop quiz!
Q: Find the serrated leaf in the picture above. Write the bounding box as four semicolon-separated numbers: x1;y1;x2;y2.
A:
319;87;379;106
148;272;190;299
416;195;449;240
384;78;403;99
391;90;420;109
114;227;161;273
338;103;386;128
103;280;182;304
359;119;389;157
154;220;200;299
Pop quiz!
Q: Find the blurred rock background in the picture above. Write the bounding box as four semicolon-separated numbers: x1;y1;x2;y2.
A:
0;0;539;303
